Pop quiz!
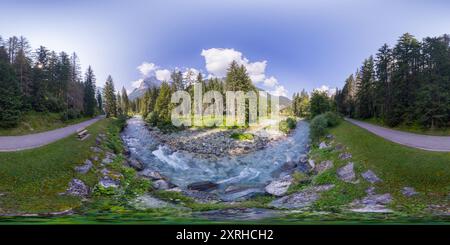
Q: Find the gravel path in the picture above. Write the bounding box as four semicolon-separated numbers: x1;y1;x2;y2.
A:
345;118;450;152
0;116;104;152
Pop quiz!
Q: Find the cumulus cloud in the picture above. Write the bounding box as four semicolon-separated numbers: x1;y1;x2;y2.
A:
263;76;278;87
201;48;267;83
137;62;157;77
315;85;336;96
270;85;288;97
155;69;171;81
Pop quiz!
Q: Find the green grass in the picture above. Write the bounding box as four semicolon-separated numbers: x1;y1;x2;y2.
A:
0;118;112;214
309;121;450;214
230;132;254;141
0;111;92;136
364;117;450;136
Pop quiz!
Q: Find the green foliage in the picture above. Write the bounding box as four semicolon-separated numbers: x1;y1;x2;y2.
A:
145;111;159;126
309;90;331;118
279;117;297;134
292;89;310;117
103;75;117;118
323;112;340;127
0;55;22;127
83;66;97;117
154;81;172;123
310;114;328;142
230;132;254;140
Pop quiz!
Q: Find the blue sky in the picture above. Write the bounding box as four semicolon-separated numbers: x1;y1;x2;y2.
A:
1;0;449;97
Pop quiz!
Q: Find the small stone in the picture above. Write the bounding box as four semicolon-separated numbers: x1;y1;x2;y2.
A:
361;170;382;183
138;169;164;180
99;178;120;188
128;158;144;171
269;184;334;209
366;186;376;195
265;175;294;196
319;141;328;149
153;180;170;190
315;160;333;173
66;179;89;197
337;162;357;183
339;152;352;160
401;187;418;197
308;159;315;169
326;134;334;140
75;159;93;174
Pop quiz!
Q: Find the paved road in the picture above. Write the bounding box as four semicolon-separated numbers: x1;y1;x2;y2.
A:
0;116;104;152
345;118;450;152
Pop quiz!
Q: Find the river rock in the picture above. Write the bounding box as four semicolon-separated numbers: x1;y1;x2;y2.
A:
187;181;219;192
153;179;170;190
298;154;308;163
102;156;114;165
269;184;335;209
75;159;93;174
99;178;120;188
315;160;333;173
337;162;357;183
128;158;144;171
308;159;315;169
138;169;164;180
361;170;381;183
265;175;294;196
339;152;352;160
66;179;89;197
401;187;418;197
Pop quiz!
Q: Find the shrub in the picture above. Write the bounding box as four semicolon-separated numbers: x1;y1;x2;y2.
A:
324;112;340;127
310;114;328;142
279;117;297;134
145;112;159;127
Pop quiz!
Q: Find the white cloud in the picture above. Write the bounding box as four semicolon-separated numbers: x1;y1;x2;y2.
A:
315;85;336;97
201;48;267;83
263;76;278;87
155;69;171;81
132;79;144;88
270;85;288;97
137;62;157;77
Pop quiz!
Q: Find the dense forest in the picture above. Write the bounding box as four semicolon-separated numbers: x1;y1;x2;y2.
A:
335;33;450;129
0;35;99;128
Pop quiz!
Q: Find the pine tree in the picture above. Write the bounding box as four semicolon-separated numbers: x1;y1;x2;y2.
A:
103;75;117;117
83;66;96;117
121;87;129;115
0;45;22;127
154;81;172;122
96;89;103;113
355;56;375;118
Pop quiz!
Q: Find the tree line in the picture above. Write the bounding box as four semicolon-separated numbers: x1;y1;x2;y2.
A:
335;33;450;128
0;35;99;128
129;60;257;128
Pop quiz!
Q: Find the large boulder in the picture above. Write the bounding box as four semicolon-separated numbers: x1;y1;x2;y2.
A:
264;175;294;196
187;181;219;192
66;179;89;197
361;170;381;183
337;162;357;183
350;189;393;213
269;184;334;209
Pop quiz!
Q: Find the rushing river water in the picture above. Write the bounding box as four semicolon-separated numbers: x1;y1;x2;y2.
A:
121;117;310;194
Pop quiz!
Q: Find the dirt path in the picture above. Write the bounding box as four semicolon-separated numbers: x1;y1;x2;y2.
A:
0;116;104;152
345;118;450;152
